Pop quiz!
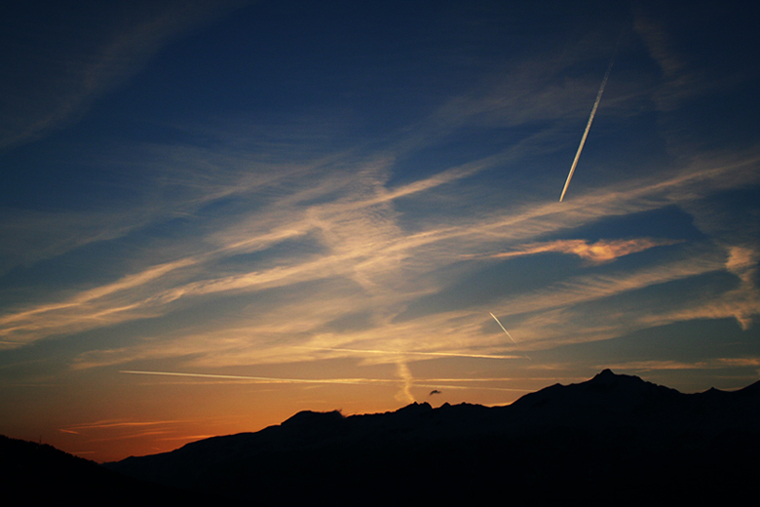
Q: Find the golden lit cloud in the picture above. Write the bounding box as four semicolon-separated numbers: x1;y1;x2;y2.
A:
484;238;681;265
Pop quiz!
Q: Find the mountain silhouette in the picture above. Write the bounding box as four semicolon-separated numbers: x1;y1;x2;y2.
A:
103;370;760;504
0;434;221;503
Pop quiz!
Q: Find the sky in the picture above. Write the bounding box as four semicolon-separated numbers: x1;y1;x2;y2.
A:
1;0;759;462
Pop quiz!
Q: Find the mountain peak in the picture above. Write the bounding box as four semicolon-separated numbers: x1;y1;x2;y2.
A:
282;409;344;428
590;368;636;381
397;401;432;413
587;368;647;387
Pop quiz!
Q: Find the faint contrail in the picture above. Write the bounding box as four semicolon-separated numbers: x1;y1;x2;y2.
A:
120;370;526;392
559;57;616;202
297;346;519;360
120;370;395;385
489;312;531;360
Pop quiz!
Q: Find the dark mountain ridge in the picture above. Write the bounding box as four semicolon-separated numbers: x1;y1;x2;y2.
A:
105;369;760;503
0;434;219;503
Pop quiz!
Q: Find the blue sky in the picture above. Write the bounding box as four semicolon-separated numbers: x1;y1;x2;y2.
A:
1;0;759;461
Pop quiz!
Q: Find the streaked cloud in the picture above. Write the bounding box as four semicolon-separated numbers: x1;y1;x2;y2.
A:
606;357;760;372
2;143;758;360
633;12;707;111
121;369;402;385
0;1;248;150
482;238;681;265
1;3;759;462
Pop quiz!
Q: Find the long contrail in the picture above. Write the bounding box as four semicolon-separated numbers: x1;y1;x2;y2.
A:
120;370;528;392
297;346;519;360
120;370;393;384
559;57;616;202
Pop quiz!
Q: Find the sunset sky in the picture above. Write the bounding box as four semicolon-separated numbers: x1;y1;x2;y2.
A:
2;0;759;462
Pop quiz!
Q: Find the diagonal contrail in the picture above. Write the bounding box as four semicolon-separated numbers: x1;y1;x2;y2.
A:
490;312;531;360
559;57;616;202
489;312;517;344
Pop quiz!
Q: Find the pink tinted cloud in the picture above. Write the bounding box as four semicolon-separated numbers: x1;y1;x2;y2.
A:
489;238;681;265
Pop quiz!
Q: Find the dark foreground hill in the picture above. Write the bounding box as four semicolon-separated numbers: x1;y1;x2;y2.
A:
0;434;221;503
105;370;760;504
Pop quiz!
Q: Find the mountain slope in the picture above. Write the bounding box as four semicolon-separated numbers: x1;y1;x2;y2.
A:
105;370;760;503
0;435;221;503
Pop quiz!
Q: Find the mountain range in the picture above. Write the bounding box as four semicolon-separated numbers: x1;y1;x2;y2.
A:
104;369;760;503
4;370;759;503
0;433;216;503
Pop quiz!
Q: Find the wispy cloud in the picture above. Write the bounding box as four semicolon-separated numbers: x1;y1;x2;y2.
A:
121;369;402;386
0;258;198;344
118;369;530;396
633;12;707;111
479;238;681;265
0;1;248;150
2;13;759;389
605;357;760;372
2;2;757;465
63;419;181;431
3;142;758;363
299;346;520;361
631;245;760;331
